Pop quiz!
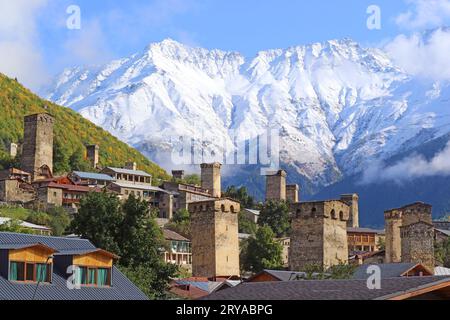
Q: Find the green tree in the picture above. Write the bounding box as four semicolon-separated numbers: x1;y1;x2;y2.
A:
258;200;290;238
165;209;191;238
47;207;71;236
238;211;258;235
53;139;71;174
0;219;33;234
183;174;200;186
241;225;283;273
70;192;123;254
69;147;91;172
435;238;450;268
223;186;255;209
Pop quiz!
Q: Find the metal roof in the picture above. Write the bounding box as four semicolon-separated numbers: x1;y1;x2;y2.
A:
0;232;147;300
112;181;167;192
347;227;385;234
104;167;151;177
72;171;115;181
352;263;425;279
0;217;51;231
436;228;450;236
203;276;450;300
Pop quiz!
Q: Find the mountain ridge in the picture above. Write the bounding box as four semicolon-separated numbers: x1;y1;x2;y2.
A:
45;32;450;223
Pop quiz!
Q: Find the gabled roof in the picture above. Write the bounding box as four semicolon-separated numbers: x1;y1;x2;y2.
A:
436;229;450;237
0;232;147;300
104;167;151;177
243;208;260;215
248;269;326;282
202;276;450;300
0;217;51;231
352;263;433;279
163;229;190;241
72;171;115;181
347;227;384;234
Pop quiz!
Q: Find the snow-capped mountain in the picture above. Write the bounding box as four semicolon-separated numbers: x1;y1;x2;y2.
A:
46;36;450;193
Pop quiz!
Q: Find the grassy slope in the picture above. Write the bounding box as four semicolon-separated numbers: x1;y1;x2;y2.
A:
0;73;169;183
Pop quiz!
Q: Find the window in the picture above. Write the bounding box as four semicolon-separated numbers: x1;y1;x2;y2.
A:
75;266;111;287
9;261;51;283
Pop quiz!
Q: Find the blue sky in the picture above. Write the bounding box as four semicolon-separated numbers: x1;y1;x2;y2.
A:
2;0;450;89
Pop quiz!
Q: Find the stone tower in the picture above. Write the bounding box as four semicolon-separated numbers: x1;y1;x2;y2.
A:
401;221;435;271
384;202;433;264
21;113;54;181
9;143;18;158
340;194;359;228
200;163;221;198
188;198;240;278
265;170;286;201
289;200;350;270
172;170;185;180
86;145;99;169
286;184;299;203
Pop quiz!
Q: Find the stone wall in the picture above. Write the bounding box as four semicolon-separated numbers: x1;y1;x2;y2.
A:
200;163;222;198
21;113;54;180
340;194;359;228
86;145;99;168
385;210;402;263
0;180;35;203
286;184;299;203
384;202;434;266
265;170;286;201
189;198;240;278
289;200;349;270
401;221;435;271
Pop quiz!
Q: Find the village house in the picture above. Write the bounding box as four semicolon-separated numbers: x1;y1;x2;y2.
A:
163;229;192;269
0;232;147;300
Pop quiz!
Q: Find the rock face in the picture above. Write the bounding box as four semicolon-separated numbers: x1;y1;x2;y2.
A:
45;33;450;194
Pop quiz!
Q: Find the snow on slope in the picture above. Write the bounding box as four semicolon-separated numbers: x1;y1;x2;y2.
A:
46;36;450;189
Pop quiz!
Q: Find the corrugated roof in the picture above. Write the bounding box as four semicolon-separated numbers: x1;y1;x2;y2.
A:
72;171;115;181
105;167;151;177
0;217;51;231
112;181;166;192
203;276;450;300
244;209;260;215
436;229;450;236
352;263;422;279
0;232;147;300
435;267;450;276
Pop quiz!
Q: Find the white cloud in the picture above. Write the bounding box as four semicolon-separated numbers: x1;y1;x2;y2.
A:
396;0;450;29
385;28;450;80
362;141;450;184
0;0;49;90
62;19;112;66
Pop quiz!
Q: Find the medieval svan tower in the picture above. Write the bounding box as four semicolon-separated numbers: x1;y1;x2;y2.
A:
20;113;54;181
189;163;240;279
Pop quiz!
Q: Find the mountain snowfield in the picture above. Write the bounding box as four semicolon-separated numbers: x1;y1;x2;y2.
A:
46;35;450;195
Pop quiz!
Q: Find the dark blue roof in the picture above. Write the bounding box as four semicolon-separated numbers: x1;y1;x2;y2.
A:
72;171;115;181
0;232;148;300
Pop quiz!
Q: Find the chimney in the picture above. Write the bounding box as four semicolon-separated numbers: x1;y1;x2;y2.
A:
172;170;185;180
9;143;18;158
125;161;137;171
340;194;359;228
286;184;299;203
86;145;99;169
200;163;222;198
265;170;287;201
